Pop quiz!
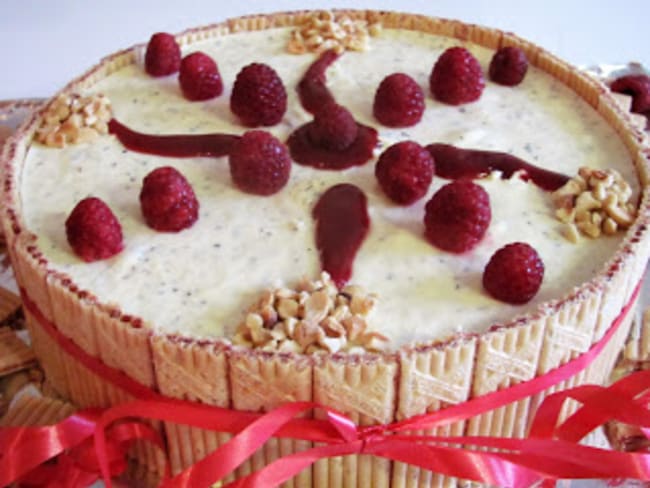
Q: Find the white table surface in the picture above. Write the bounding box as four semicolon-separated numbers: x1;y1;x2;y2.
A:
1;0;649;101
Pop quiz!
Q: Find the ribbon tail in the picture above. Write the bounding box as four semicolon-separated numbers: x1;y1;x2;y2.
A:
161;402;320;488
94;419;113;488
0;416;96;486
554;371;650;442
366;439;541;488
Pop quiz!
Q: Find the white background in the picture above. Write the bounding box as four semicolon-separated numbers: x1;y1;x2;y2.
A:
1;0;649;100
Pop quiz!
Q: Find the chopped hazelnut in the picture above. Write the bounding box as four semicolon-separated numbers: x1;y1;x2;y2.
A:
35;93;112;147
551;166;637;242
232;272;387;353
286;11;381;55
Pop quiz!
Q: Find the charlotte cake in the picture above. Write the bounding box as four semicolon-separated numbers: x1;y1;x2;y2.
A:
1;9;650;487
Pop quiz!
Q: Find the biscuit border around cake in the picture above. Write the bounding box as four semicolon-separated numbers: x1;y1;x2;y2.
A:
1;9;649;486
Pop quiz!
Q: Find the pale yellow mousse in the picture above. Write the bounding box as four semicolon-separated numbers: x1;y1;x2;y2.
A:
20;28;637;346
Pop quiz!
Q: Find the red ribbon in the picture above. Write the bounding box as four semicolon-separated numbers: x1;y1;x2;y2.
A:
0;280;646;487
0;411;162;487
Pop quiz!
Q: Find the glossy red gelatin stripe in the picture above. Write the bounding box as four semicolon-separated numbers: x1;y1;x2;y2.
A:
108;118;240;158
312;183;370;288
297;49;340;114
427;143;570;191
288;122;377;170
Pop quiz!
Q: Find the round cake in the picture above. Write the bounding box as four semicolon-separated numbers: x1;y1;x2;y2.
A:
2;9;649;487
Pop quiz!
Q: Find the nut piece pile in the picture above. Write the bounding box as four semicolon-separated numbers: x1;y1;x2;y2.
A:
552;167;636;242
35;93;112;147
233;272;388;354
287;11;382;55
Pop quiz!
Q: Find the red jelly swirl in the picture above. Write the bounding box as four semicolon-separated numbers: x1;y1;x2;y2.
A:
313;184;370;288
426;143;570;191
297;49;339;114
290;50;378;169
108;119;240;158
288;124;377;170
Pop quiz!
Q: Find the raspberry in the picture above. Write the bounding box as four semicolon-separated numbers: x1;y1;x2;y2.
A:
230;63;287;127
229;130;291;195
424;180;491;253
308;102;358;151
429;47;485;105
145;32;181;77
610;74;650;115
483;242;544;304
140;166;199;232
489;46;528;86
179;52;223;101
373;73;425;127
65;197;123;262
375;141;434;205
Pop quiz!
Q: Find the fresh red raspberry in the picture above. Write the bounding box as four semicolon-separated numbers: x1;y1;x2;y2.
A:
482;242;544;304
230;63;287;127
308;102;358;151
145;32;181;77
140;166;199;232
179;52;223;101
65;197;123;262
610;74;650;115
429;47;485;105
229;130;291;195
424;180;491;253
373;73;425;127
489;46;528;86
375;141;434;205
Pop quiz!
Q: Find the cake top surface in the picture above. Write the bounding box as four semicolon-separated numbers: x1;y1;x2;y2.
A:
14;18;643;350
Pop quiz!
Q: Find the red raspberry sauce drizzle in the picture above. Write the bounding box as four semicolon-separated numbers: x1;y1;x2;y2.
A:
288;124;377;170
297;49;339;114
290;50;378;170
426;143;570;191
108;119;240;158
313;184;370;289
